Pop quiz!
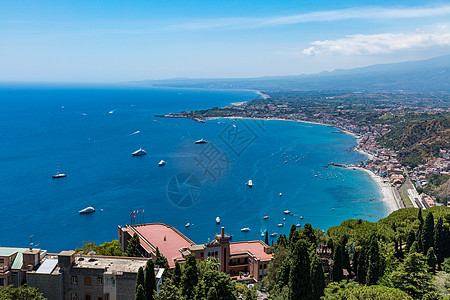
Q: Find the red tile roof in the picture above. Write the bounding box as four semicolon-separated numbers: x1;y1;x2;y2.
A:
230;241;272;261
131;223;194;268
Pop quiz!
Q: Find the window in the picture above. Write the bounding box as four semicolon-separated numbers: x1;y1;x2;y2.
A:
71;292;78;300
98;298;103;300
71;276;78;285
200;252;203;258
215;251;218;256
85;295;91;300
84;276;91;286
97;276;103;286
0;258;4;265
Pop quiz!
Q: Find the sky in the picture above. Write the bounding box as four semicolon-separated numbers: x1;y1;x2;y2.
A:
1;0;450;82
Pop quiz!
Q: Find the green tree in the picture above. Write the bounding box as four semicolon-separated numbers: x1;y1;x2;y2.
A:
154;278;183;300
127;233;142;257
288;239;311;300
0;285;46;300
135;284;146;300
406;229;415;253
144;259;156;300
181;254;198;299
409;241;420;253
265;230;269;245
173;261;182;287
347;285;413;299
136;267;145;293
303;223;316;246
332;242;344;282
434;217;445;267
426;247;437;273
310;254;325;300
288;225;297;246
202;269;237;300
366;234;382;285
206;287;218;300
155;248;170;273
418;207;424;230
422;212;435;254
277;234;288;248
390;252;433;298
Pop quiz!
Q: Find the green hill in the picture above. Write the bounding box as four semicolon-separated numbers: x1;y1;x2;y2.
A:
377;118;450;167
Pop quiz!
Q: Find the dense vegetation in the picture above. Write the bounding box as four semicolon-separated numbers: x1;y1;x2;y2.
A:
377;118;450;167
75;240;125;256
262;206;450;299
0;285;46;300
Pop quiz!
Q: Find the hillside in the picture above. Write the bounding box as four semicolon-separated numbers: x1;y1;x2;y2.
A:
377;118;450;167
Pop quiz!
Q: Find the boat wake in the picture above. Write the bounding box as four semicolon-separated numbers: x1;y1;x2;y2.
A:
129;130;141;136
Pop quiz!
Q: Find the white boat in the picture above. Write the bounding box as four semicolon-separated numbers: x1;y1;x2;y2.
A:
186;223;190;227
278;223;284;227
216;217;220;224
270;233;278;237
296;223;301;227
283;210;290;214
159;160;167;166
79;206;95;214
263;215;269;220
241;227;250;232
132;148;147;156
300;216;304;219
52;173;66;179
279;193;282;196
261;233;265;237
195;138;208;144
247;180;253;187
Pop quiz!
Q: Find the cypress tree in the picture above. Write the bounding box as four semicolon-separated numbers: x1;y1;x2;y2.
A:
288;239;311;300
418;208;424;230
136;267;145;293
406;230;415;253
340;235;351;273
181;254;198;299
434;217;445;267
173;261;182;286
144;259;156;300
264;230;269;245
327;237;334;253
135;284;145;300
310;254;325;300
155;247;170;271
277;234;288;248
421;212;434;254
332;242;344;282
127;233;142;257
288;224;297;246
366;234;382;285
303;223;316;246
356;246;367;284
426;247;437;273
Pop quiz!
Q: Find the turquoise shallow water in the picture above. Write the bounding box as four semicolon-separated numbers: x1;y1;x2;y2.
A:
0;84;387;251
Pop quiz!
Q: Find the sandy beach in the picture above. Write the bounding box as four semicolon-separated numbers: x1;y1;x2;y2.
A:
356;167;402;214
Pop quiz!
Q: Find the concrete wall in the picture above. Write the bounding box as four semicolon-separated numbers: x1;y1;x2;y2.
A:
27;272;64;300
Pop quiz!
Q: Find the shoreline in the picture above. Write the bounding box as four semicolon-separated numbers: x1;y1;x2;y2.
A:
205;115;399;215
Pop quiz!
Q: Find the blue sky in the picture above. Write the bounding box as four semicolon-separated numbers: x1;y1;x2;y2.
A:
1;0;450;82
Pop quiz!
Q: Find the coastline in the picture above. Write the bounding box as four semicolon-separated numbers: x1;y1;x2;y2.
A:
206;115;400;215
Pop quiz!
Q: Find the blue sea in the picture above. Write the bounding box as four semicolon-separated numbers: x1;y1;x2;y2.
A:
0;84;388;251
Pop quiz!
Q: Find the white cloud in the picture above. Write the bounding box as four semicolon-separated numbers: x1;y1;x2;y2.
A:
302;31;450;56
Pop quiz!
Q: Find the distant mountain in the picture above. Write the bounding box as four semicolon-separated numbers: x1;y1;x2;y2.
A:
137;55;450;92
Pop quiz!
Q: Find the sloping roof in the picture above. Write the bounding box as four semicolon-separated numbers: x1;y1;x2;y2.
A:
0;247;29;270
35;258;58;274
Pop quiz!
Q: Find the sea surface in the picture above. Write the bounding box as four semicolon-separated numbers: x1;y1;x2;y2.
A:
0;84;388;251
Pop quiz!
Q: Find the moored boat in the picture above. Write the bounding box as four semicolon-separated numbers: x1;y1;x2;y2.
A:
216;217;220;224
159;160;167;166
283;210;290;214
270;233;278;237
132;148;147;156
79;206;95;214
263;215;269;220
247;180;253;187
241;227;250;232
195;138;207;144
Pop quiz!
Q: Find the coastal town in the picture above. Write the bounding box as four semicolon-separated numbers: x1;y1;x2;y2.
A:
161;91;450;212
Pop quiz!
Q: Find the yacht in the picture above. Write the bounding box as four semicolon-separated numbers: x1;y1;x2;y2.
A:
247;180;253;187
241;227;250;232
261;233;265;237
132;148;147;156
216;217;220;224
296;223;301;227
283;210;290;214
300;216;304;219
279;193;282;197
52;173;66;179
195;138;208;144
263;215;269;220
185;223;190;228
270;233;278;237
158;160;167;166
79;206;95;214
278;223;284;227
